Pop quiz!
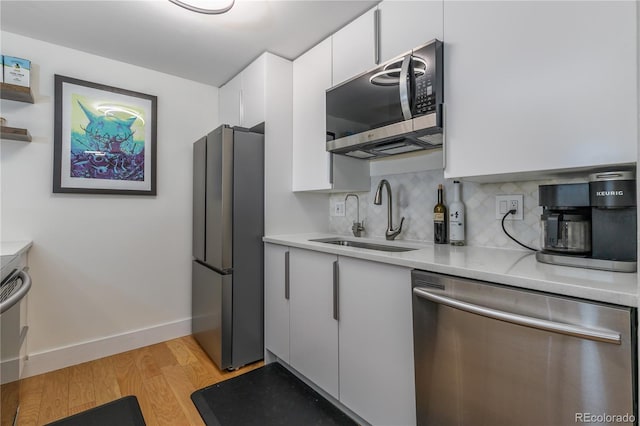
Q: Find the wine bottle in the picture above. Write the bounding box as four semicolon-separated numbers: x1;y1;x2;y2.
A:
434;184;447;244
449;180;465;246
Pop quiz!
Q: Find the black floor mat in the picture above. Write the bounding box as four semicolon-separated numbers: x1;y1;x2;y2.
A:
44;395;146;426
191;362;356;426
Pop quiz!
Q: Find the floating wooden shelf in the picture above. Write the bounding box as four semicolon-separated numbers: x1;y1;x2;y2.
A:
1;126;31;142
0;82;34;103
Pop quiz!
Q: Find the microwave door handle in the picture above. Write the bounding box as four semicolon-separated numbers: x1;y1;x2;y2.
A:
399;55;412;121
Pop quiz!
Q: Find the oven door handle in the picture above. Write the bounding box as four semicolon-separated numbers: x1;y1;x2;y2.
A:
1;270;32;314
413;287;622;345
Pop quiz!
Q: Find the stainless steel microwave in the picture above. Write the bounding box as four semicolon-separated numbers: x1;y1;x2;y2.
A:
326;39;443;159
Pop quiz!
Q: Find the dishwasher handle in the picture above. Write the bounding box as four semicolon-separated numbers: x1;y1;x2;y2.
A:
413;287;622;345
1;270;32;314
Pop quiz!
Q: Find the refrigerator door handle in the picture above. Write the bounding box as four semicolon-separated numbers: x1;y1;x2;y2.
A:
413;287;622;345
284;251;290;300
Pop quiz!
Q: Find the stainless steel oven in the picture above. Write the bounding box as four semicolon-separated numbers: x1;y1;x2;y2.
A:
412;270;637;426
1;255;31;426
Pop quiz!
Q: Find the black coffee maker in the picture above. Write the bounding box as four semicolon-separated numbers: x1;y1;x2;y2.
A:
536;171;637;272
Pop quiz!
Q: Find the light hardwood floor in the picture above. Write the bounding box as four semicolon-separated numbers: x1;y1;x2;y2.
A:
16;335;264;425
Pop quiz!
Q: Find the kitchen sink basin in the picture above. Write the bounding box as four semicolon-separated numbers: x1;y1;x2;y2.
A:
309;238;418;252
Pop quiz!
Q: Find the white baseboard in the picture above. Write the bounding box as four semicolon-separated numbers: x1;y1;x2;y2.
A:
22;318;191;378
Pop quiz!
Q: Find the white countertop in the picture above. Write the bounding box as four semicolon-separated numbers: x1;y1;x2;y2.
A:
264;233;639;307
1;240;32;257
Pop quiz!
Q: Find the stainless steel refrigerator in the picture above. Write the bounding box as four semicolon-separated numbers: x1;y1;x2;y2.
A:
192;124;264;370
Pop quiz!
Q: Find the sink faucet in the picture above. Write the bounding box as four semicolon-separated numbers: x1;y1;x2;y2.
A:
373;179;404;240
344;193;365;237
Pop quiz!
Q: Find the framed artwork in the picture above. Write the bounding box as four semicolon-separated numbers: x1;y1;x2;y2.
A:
53;75;157;195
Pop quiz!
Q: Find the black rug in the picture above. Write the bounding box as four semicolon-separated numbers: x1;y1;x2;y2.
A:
191;362;356;426
45;395;146;426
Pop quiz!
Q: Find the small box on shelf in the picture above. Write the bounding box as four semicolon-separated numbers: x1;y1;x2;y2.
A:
3;56;30;87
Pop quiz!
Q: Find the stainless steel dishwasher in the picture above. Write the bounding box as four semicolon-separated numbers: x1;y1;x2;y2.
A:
412;270;637;426
1;254;31;426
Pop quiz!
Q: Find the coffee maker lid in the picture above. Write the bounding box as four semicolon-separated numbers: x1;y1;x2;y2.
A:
589;170;635;182
539;183;589;208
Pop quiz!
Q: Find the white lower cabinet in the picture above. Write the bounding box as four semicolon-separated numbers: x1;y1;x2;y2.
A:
289;248;340;399
264;243;416;425
338;256;416;426
264;243;290;363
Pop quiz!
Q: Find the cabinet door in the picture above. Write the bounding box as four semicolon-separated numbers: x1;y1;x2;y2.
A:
379;0;443;63
218;73;241;127
339;257;416;426
444;1;637;180
332;6;377;86
292;38;371;193
289;248;339;399
241;55;266;128
292;38;333;192
264;243;290;363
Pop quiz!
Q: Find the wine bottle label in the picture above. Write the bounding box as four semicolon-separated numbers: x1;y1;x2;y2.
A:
450;223;464;237
434;213;445;222
449;209;465;241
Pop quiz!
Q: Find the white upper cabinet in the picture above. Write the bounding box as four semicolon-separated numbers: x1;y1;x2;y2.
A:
292;38;370;192
443;1;637;180
218;55;266;129
292;39;332;192
241;55;266;129
218;73;241;127
378;0;444;63
332;6;377;86
332;1;444;84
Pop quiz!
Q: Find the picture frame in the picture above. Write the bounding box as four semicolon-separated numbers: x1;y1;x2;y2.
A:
53;75;157;195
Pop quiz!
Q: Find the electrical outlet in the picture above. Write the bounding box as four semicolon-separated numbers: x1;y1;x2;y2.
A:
333;201;346;217
495;195;524;220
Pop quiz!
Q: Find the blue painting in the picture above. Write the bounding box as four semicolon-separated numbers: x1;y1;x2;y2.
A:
69;94;146;181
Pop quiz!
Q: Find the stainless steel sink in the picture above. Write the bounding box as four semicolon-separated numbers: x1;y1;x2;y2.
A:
309;238;417;252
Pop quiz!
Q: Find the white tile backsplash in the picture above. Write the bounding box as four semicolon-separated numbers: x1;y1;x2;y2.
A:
330;169;587;250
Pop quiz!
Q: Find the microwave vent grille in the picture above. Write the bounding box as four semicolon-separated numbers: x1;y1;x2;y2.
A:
417;134;443;146
346;150;376;159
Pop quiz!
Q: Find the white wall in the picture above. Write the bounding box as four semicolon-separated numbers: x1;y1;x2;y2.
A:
0;32;219;375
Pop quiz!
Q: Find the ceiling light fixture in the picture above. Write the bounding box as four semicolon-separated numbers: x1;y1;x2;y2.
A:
369;57;428;86
168;0;235;15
